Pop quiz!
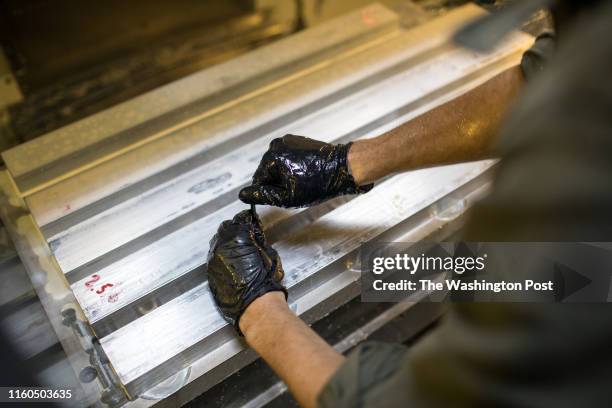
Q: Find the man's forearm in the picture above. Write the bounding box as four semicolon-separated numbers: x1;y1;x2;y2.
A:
240;292;344;408
349;66;525;185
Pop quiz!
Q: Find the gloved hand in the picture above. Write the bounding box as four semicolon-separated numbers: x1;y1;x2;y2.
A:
207;209;287;335
239;135;373;208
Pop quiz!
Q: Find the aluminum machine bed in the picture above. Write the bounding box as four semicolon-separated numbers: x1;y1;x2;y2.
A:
0;4;532;407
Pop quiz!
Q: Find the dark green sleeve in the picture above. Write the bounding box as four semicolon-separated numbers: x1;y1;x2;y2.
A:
318;342;408;408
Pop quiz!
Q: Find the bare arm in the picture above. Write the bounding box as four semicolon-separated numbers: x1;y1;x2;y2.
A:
349;67;524;185
240;292;344;408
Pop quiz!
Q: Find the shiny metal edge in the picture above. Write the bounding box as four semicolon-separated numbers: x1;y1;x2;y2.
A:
0;170;101;407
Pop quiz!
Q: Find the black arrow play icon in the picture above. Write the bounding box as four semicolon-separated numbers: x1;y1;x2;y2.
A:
553;262;592;302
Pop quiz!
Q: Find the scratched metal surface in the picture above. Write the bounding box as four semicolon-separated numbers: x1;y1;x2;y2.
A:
47;30;472;275
68;45;523;328
102;161;496;389
0;3;533;403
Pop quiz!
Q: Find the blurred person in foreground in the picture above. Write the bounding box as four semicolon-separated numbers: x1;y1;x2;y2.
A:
207;1;612;407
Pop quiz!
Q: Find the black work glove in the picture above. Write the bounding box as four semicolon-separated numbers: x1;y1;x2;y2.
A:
207;209;287;335
239;135;373;208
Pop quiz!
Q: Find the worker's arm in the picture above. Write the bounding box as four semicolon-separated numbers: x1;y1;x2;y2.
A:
240;292;344;408
207;209;343;408
348;66;524;185
239;66;524;208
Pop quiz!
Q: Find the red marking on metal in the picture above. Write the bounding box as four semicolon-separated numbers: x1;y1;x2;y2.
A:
96;283;114;294
85;274;101;288
107;293;119;303
361;9;377;26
